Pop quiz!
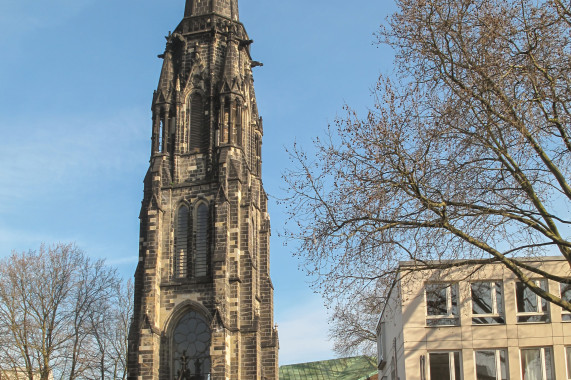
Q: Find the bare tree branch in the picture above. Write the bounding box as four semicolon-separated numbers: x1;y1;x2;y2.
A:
0;243;132;380
283;0;571;354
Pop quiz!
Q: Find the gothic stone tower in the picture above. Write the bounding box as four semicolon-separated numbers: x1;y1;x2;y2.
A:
127;0;279;379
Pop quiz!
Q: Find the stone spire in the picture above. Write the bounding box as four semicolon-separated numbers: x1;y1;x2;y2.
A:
184;0;239;21
126;0;278;379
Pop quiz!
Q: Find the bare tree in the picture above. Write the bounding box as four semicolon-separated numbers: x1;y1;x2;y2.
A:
88;279;133;380
328;286;383;357
284;0;571;354
0;243;131;380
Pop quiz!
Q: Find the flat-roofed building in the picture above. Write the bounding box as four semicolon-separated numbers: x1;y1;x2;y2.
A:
376;257;571;380
0;369;53;380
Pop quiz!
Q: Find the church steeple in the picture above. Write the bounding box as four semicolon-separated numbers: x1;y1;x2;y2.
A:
127;1;278;380
184;0;239;21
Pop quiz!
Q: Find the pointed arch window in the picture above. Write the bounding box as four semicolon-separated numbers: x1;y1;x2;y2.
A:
175;205;190;278
188;93;206;152
194;203;210;277
234;101;242;146
255;133;261;175
172;310;211;378
221;97;231;144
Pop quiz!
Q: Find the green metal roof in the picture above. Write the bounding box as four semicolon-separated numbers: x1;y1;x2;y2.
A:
279;356;377;380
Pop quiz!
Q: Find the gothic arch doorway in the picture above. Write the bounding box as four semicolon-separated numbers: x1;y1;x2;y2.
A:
171;310;211;380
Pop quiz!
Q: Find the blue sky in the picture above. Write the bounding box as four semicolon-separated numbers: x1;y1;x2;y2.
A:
0;0;395;365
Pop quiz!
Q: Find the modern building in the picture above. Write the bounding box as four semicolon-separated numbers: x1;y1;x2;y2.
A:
127;0;279;379
377;257;571;380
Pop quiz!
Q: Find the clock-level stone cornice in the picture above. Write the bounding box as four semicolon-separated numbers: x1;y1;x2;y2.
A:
174;13;248;39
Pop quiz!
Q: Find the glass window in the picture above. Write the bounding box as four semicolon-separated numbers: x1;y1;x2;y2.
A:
521;347;553;380
426;283;459;326
377;321;387;368
429;351;462;380
172;311;211;378
566;347;571;380
472;282;505;324
475;349;508;380
560;282;571;321
516;280;550;323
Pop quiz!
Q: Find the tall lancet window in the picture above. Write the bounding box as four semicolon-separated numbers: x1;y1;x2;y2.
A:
194;203;209;277
175;205;190;278
234;102;242;146
189;94;205;152
221;97;230;144
172;310;211;378
159;117;165;153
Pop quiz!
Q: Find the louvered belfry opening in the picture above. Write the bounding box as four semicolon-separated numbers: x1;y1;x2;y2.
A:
194;203;209;277
175;205;190;278
189;94;206;152
221;97;231;144
174;203;209;280
234;102;242;146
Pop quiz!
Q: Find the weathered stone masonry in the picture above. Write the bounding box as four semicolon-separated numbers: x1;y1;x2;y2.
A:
127;1;279;379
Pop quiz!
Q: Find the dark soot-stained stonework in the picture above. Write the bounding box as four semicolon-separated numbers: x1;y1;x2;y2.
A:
127;0;279;378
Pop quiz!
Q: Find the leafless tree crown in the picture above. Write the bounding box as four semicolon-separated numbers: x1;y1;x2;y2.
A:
0;243;132;380
283;0;571;355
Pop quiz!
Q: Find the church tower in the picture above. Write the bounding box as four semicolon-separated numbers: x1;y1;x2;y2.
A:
127;1;279;379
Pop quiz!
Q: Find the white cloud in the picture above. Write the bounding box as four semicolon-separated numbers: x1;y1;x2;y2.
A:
276;295;335;365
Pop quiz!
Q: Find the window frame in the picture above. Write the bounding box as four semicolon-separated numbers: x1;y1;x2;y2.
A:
473;349;508;380
174;204;190;279
515;279;550;323
565;346;571;380
170;309;212;379
427;351;462;380
187;92;206;152
193;201;210;278
560;282;571;321
425;283;459;326
471;281;505;325
520;347;554;380
377;321;387;369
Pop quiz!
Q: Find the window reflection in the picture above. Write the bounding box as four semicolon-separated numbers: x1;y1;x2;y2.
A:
516;280;550;323
429;352;461;380
471;282;504;324
425;283;459;326
521;347;553;380
475;349;507;380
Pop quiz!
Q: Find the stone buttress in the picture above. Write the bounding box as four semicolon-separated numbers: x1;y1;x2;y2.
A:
127;1;279;379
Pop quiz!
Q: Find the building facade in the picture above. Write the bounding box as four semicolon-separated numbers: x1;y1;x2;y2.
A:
0;369;53;380
127;1;279;379
377;257;571;380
